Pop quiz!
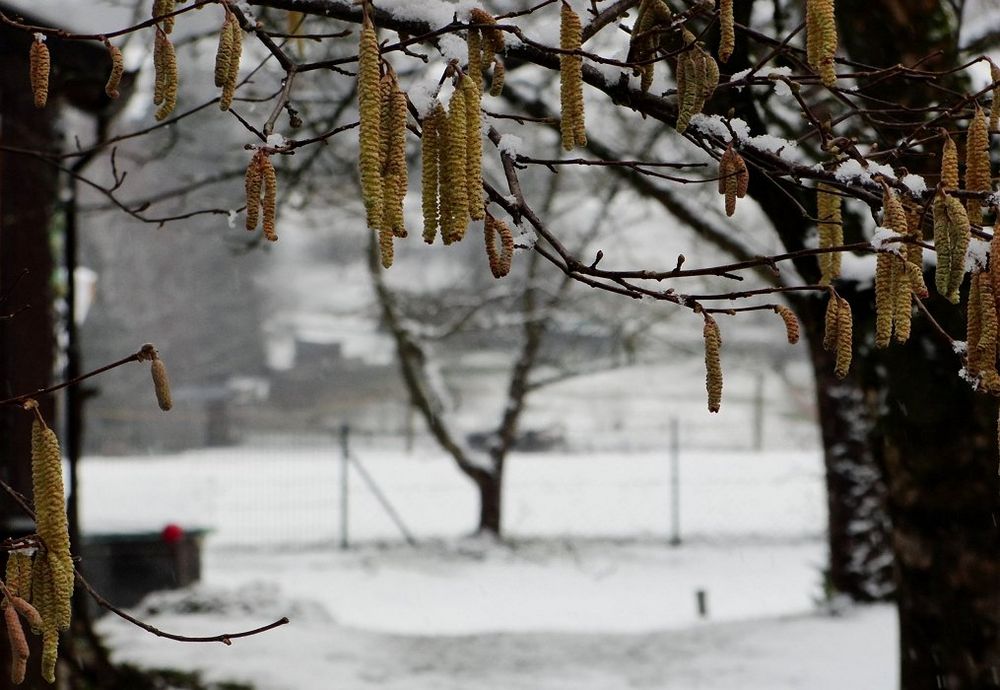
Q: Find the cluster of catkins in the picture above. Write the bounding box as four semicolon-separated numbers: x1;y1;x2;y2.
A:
245;150;279;242
0;405;74;685
357;9;517;276
152;0;179;121
1;348;171;685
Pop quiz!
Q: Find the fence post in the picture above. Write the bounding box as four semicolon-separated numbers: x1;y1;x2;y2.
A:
752;372;765;451
669;416;681;546
339;422;349;550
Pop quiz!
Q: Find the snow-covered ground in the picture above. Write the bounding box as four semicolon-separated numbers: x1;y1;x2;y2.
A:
80;442;898;689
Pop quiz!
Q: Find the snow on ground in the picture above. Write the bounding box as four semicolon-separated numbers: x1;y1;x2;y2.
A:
96;562;897;690
81;442;897;688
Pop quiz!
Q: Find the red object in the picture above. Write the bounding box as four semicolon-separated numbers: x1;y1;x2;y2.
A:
161;523;184;545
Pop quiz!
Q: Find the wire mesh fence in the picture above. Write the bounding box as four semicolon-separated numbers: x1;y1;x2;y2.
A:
81;421;826;550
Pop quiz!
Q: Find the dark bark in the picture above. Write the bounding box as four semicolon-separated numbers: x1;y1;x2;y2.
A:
474;472;503;535
799;295;895;600
872;294;1000;689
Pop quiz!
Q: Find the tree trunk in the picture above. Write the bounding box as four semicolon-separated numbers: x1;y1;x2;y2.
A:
875;297;1000;690
799;297;895;600
474;471;502;535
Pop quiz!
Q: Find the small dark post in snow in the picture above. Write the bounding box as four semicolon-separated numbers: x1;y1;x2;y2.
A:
339;422;350;550
669;416;681;546
696;589;708;619
752;372;765;451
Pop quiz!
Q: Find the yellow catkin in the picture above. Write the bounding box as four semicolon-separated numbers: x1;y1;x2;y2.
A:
30;417;73;644
488;58;506;97
5;604;27;685
153;0;176;34
945;194;971;303
559;2;586;150
703;315;723;413
718;0;735;63
9;597;43;632
874;253;895;348
967;271;983;373
215;14;234;87
881;185;908;235
991;62;1000;132
29;38;50;109
719;146;738;216
421;101;444;244
773;305;800;344
154;31;178;121
990;227;1000;315
378;227;394;269
5;553;31;601
805;0;820;70
470;8;505;56
41;629;58;684
823;291;840;352
893;256;913;343
676;48;699;133
151;356;173;410
976;272;1000;392
817;184;842;284
484;214;514;278
441;86;469;245
471;8;506;97
807;0;837;87
462;75;484;221
702;50;720;104
467;28;483;91
932;192;952;299
220;15;242;112
153;29;166;106
261;154;278;242
834;296;853;379
965;107;991;222
940;130;959;190
381;73;408;239
30;555;53;635
358;16;384;231
105;43;125;99
245;151;263;230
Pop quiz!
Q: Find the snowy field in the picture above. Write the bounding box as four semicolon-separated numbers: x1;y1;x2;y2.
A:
79;443;898;689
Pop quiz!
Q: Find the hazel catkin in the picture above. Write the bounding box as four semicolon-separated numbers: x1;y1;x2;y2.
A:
703;315;723;413
358;16;384;231
105;42;125;99
380;72;408;239
245;151;264;230
718;0;735;63
151;356;173;411
219;14;243;112
773;305;800;344
261;154;278;242
29;37;50;109
834;296;853;379
965;106;991;222
441;85;469;245
806;0;837;87
484;214;514;278
4;603;27;685
421;101;445;244
153;30;178;121
559;1;586;150
940;129;959;190
817;184;842;285
462;75;484;221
